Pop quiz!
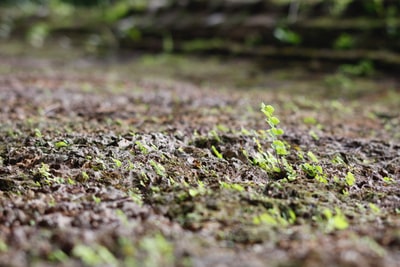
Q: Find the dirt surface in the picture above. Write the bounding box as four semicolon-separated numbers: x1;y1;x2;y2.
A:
0;43;399;267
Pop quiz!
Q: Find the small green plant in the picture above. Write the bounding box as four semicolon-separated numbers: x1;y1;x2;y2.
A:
258;103;293;179
261;104;288;156
92;195;101;204
72;244;118;266
369;203;381;214
135;140;149;154
112;158;123;168
211;145;223;159
382;176;395;184
38;163;51;179
150;160;166;177
54;140;69;149
314;207;349;233
209;129;222;143
307;151;319;163
127;189;143;206
188;181;207;197
253;206;296;227
345;171;356;186
320;207;349;232
139;233;175;267
219;181;245;192
301;163;327;184
34;128;43;138
81;171;89;182
48;249;68;263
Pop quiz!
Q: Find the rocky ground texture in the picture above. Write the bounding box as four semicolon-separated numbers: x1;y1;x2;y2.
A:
0;44;399;266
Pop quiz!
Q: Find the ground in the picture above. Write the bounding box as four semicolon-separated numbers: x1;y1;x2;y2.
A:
0;42;399;267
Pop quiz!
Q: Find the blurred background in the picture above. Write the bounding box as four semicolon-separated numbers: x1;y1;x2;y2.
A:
0;0;399;72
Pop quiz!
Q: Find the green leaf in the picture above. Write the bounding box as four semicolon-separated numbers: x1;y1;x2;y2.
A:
112;158;123;168
211;145;223;159
55;140;69;148
271;128;284;136
333;208;349;230
307;151;319;163
253;213;277;226
261;103;275;116
189;188;199;197
345;172;355;186
272;140;288;155
369;203;380;214
270;116;280;126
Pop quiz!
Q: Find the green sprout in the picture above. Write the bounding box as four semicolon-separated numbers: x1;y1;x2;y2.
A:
150;160;166;177
321;207;349;232
301;163;327;184
383;176;395;184
112;158;123;168
261;103;288;156
135;140;149;154
92;195;101;204
34;128;43;138
258;103;294;179
188;181;208;198
38;163;51;179
219;181;245;192
369;203;381;214
54;140;69;149
139;233;175;267
81;171;89;182
345;171;356;186
211;145;223;159
48;249;68;263
72;244;118;266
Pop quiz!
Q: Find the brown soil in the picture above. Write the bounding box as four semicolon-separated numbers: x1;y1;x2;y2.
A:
0;43;399;267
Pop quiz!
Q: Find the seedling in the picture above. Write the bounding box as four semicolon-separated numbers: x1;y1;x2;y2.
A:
188;181;207;197
258;103;294;179
72;244;118;266
81;171;89;182
112;158;123;168
309;130;319;140
150;160;166;177
38;163;51;179
54;140;69;149
307;151;319;163
253;206;295;227
369;203;381;214
301;163;327;184
382;176;395;184
209;129;222;143
345;172;356;186
139;233;174;267
261;103;288;154
211;145;223;159
48;249;68;263
219;181;245;192
317;207;349;233
34;128;43;138
135;140;149;155
92;195;101;204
